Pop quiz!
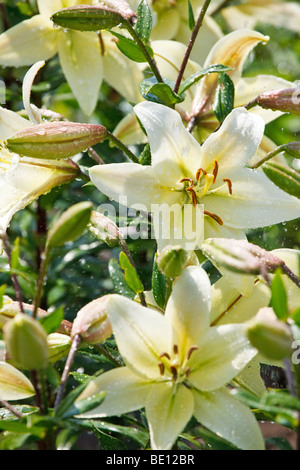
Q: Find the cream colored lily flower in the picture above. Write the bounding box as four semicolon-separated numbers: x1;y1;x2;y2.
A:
0;0;143;115
90;101;300;252
210;248;300;396
220;0;300;34
113;30;293;154
76;266;264;450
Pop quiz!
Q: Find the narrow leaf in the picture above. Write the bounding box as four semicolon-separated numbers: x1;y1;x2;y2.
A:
109;30;153;63
119;251;144;294
187;0;195;30
39;306;64;335
263;162;300;199
140;76;184;107
108;258;135;299
61;391;106;418
178;64;232;95
271;271;288;320
152;255;167;309
213;72;235;123
135;0;152;43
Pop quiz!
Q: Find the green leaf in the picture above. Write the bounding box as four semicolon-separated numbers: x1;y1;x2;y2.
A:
139;142;151;165
187;0;195;30
39;305;64;334
292;307;300;326
119;251;144;294
92;420;149;447
140;76;184;107
55;381;91;418
213;72;235;123
92;426;126;450
10;237;20;271
51;5;125;31
109;30;153;63
60;391;106;419
262;162;300;199
108;258;135;299
152;255;167;309
0;420;45;438
178;64;232;95
135;0;152;43
271;271;289;320
0;284;6;309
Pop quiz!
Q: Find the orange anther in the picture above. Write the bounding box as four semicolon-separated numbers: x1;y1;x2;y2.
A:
223;178;233;195
187;345;199;360
180;177;194;188
212;160;219;184
204;210;224;226
187;187;197;207
158;362;165;375
196;168;207;181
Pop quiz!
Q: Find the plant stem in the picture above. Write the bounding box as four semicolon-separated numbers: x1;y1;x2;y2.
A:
123;20;164;84
107;131;139;164
1;232;24;314
54;334;81;411
88;147;105;165
93;343;123;367
249;144;286;169
0;399;23;418
281;263;300;289
32;245;51;318
173;0;212;94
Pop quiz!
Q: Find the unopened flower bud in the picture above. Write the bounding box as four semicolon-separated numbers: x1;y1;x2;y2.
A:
71;296;112;344
99;0;137;20
283;141;300;159
0;296;48;329
6;122;108;160
201;238;284;275
255;87;300;115
46;201;93;248
3;313;49;370
247;308;294;361
47;333;72;363
0;361;35;400
88;211;120;247
51;4;127;32
156;245;189;279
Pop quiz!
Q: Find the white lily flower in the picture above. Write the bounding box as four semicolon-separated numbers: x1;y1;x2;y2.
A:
0;0;143;115
90;101;300;252
210;248;300;396
76;266;264;450
220;0;300;34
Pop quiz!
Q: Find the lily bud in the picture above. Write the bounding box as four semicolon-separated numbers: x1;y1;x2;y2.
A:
201;238;284;275
6;122;108;160
247;308;294;361
156;245;189;279
283;141;300;159
3;313;49;370
0;296;48;329
88;210;120;247
255;87;300;115
71;296;112;345
46;201;93;248
47;333;72;364
51;5;126;32
0;361;35;400
99;0;137;21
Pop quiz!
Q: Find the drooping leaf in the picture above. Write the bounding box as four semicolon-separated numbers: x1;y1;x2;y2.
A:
109;30;154;63
140;76;184;107
178;64;232;95
213;72;235;123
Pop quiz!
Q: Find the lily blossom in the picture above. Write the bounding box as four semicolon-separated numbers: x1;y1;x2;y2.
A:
0;0;143;115
220;0;300;34
0;361;35;401
75;266;264;450
90;101;300;252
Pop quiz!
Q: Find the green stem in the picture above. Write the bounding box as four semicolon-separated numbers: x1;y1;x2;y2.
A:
123;19;164;84
2;232;25;314
32;245;51;318
249;144;287;169
107;131;139;164
173;0;212;94
0;399;23;418
93;343;123;367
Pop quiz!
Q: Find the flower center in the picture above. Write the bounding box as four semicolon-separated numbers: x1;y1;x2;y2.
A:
180;160;233;226
157;343;198;384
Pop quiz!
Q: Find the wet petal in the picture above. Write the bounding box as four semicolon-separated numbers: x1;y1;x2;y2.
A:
193;387;265;450
0;361;35;400
0;107;32;140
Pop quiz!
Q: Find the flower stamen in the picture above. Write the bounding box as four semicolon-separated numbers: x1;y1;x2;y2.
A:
196;168;207;181
160;352;171;360
223;178;233;195
187;187;197;207
173;344;179;354
212;160;219;184
187;345;199;360
170;365;178;382
204;210;224;226
158;362;165;375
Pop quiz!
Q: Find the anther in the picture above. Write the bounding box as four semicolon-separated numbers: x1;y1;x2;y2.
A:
170;365;178;382
196;168;207;181
212;160;219;184
159;352;171;360
223;178;233;195
204;210;224;226
187;345;199;360
158;362;165;375
173;344;179;354
180;177;194;188
187;187;197;207
185;367;191;378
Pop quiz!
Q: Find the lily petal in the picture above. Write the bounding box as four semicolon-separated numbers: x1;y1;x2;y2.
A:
89;162;182;213
103;295;172;380
134;101;204;184
200;107;265;177
165;266;211;347
146;381;194;450
0;361;35;400
202;167;300;229
37;0;65;18
57;30;103;116
191;29;269;116
189;324;257;391
193;387;265;450
75;366;151;417
0;107;32;140
0;15;58;67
